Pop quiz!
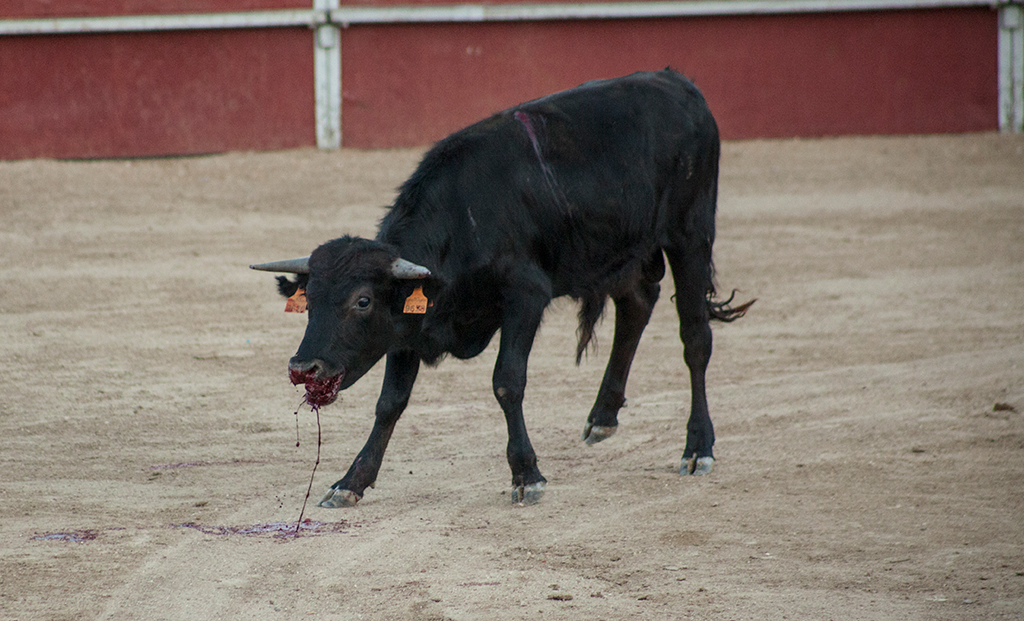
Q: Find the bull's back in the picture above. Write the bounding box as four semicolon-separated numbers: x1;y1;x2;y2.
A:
511;70;718;295
381;70;718;298
526;71;713;156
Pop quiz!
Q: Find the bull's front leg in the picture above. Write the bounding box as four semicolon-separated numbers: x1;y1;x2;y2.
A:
318;350;420;508
493;277;550;505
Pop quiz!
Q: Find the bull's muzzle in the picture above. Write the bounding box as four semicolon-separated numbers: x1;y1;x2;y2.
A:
288;358;342;384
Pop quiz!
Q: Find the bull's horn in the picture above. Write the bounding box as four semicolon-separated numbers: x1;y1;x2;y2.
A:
391;258;431;279
249;257;310;274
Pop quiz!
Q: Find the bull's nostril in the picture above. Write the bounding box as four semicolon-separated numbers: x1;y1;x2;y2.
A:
289;367;310;385
289;360;319;385
289;358;332;384
289;358;313;371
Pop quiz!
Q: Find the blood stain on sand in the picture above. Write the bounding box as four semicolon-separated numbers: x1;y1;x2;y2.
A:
173;519;351;540
32;530;99;543
149;459;257;470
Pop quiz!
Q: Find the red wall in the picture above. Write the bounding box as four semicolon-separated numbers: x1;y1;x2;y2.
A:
0;28;314;159
0;5;1001;158
340;8;998;147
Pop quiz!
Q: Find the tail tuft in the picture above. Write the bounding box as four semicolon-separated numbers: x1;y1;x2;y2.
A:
707;289;755;322
576;294;607;365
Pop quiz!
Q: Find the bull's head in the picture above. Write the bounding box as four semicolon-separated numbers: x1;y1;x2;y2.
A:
251;236;430;407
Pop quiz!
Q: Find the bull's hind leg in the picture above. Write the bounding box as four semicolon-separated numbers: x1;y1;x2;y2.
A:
582;278;661;444
664;245;717;475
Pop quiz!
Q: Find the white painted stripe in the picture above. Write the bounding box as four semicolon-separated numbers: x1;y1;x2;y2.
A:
331;0;1004;25
0;10;320;35
0;0;1007;36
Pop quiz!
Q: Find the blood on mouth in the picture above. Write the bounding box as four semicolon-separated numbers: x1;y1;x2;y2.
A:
289;368;342;408
303;377;341;407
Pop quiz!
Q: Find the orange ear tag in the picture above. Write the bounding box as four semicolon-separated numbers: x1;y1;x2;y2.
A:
403;286;430;314
284;288;307;313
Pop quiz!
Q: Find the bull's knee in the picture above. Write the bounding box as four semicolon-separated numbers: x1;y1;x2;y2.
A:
494;384;524;408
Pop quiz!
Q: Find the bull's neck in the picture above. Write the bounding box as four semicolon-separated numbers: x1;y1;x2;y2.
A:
377;212;448;275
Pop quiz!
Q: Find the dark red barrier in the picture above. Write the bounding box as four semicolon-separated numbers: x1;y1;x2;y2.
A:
341;8;998;147
0;5;1000;157
0;28;314;159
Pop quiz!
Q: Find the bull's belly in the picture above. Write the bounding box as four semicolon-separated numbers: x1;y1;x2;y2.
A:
448;320;500;359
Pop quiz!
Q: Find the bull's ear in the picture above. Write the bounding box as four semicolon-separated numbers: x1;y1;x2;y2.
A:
391;258;431;279
249;257;310;274
276;274;309;298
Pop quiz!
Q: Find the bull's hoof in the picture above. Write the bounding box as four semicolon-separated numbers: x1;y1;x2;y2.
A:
512;481;546;505
681;456;714;476
317;488;361;508
582;422;617;445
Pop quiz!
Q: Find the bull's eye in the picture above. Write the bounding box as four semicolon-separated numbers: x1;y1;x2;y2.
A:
355;296;371;310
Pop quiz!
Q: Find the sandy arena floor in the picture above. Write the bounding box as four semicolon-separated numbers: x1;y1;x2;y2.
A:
1;132;1023;620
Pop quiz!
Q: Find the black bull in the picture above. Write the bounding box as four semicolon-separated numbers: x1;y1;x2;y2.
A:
252;69;752;507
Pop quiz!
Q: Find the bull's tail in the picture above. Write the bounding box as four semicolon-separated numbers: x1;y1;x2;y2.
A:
576;293;606;365
707;289;755;322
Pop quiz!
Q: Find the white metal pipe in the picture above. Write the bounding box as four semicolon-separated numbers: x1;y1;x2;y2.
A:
0;0;1008;36
999;3;1024;131
314;0;342;149
0;10;320;36
330;0;1005;25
